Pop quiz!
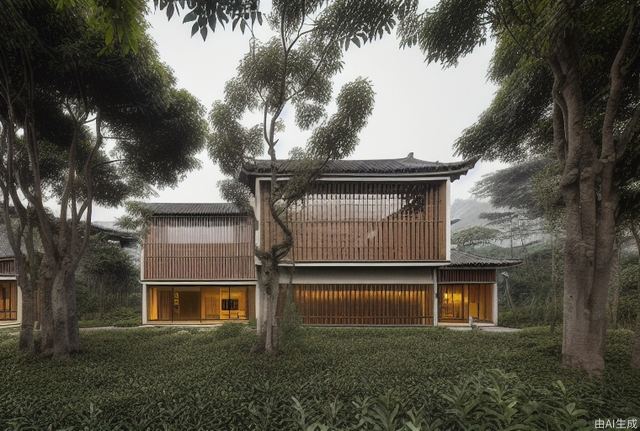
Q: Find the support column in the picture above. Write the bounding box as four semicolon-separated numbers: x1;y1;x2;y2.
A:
255;282;262;332
433;268;439;326
16;282;22;325
141;283;148;325
492;272;498;325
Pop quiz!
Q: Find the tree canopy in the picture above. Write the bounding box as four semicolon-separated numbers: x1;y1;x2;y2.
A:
0;0;207;356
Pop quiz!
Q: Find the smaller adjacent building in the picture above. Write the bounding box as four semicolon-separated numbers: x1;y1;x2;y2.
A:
0;228;19;325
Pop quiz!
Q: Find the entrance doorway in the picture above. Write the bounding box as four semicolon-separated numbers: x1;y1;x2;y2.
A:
438;284;494;323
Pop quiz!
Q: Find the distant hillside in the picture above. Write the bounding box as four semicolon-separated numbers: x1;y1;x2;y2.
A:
451;199;495;232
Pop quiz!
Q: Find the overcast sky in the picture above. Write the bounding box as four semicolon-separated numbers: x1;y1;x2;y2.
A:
93;2;504;221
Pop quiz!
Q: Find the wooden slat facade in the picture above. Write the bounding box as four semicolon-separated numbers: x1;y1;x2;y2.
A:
260;181;447;262
438;269;497;284
278;284;434;325
143;216;256;280
0;258;16;276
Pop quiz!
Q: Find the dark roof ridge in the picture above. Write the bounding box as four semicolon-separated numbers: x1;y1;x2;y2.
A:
140;202;245;216
238;155;478;188
448;249;522;268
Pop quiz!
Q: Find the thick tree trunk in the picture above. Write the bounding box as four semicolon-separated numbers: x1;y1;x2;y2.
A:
631;225;640;369
608;245;620;329
65;270;80;353
51;269;71;358
632;321;640;369
18;280;35;353
256;257;281;353
552;41;615;376
38;263;55;355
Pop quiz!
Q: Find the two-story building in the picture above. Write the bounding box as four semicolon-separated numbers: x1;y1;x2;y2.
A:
140;154;519;327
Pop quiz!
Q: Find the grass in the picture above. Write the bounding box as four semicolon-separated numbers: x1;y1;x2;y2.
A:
78;307;141;328
0;326;638;430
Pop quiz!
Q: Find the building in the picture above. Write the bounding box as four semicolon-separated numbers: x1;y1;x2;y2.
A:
140;154;520;327
0;227;19;325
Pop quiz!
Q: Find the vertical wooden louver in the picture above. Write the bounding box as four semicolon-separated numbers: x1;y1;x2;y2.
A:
278;284;434;325
143;216;255;280
438;269;496;283
260;181;447;261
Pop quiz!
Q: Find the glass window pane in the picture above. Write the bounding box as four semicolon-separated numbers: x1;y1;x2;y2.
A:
201;288;220;320
174;289;200;321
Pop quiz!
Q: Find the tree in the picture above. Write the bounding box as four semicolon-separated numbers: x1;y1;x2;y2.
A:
0;1;206;356
76;234;139;318
474;160;562;329
399;0;640;375
158;0;406;353
452;226;501;250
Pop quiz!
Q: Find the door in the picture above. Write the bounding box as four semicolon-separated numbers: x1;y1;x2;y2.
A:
439;285;464;321
438;284;494;323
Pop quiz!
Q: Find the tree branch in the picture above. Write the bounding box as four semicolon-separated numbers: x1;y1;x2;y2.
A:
603;6;636;159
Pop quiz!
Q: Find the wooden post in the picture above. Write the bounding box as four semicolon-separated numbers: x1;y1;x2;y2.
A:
433;268;439;326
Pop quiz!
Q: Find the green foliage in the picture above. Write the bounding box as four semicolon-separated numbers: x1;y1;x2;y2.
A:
79;307;141;328
75;235;139;319
473;158;551;218
2;1;207;201
0;327;638;429
278;288;303;352
214;322;246;339
155;0;260;39
398;0;640;223
452;226;501;249
399;0;490;67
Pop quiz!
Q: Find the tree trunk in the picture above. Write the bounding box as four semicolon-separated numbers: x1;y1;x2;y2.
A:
51;270;70;358
503;276;514;310
264;268;280;354
39;265;55;355
552;42;614;376
18;279;35;353
65;270;80;353
630;224;640;369
632;320;640;369
608;243;620;329
255;257;281;353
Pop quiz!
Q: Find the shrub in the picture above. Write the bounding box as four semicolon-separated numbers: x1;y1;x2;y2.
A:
287;369;590;430
215;322;245;339
278;289;303;352
79;306;141;328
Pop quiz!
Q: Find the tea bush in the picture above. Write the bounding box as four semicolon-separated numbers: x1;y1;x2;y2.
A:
0;327;638;430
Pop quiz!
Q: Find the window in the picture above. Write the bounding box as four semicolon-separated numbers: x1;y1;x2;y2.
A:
0;282;17;321
147;286;251;322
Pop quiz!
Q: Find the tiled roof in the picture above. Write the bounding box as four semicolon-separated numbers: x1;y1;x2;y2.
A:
0;225;15;258
141;202;245;216
239;153;477;186
448;249;521;268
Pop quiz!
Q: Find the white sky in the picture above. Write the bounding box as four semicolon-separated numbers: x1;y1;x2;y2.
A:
92;2;504;221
